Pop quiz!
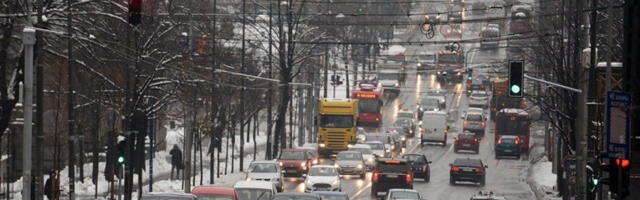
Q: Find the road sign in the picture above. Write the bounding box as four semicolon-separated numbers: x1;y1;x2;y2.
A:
606;91;631;159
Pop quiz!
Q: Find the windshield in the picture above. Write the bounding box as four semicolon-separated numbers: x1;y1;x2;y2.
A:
496;115;529;135
397;112;413;118
358;98;381;113
466;114;483;121
394;119;411;126
309;167;338;176
438;54;462;64
390;191;420;199
195;195;234;200
481;30;499;38
378;73;398;80
350;147;372;154
248;163;278;173
365;143;384;150
337;152;362;160
420;98;439;106
316;194;348;200
320;115;354;128
418;54;435;61
235;189;271;200
403;155;426;163
280;151;305;160
366;135;389;143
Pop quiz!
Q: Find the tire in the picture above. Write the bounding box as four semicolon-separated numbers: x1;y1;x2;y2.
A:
480;178;486;186
516;154;521;160
360;173;366;179
425;174;431;182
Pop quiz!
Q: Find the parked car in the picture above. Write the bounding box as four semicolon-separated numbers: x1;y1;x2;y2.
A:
402;153;432;182
454;131;480;154
449;158;488;186
278;148;311;177
271;193;321;200
141;192;197;200
246;160;284;192
233;181;277;200
192;186;238;200
349;144;376;170
495;135;522;159
304;165;342;192
335;151;366;178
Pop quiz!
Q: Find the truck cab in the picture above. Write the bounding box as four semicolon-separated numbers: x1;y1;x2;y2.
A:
317;99;358;157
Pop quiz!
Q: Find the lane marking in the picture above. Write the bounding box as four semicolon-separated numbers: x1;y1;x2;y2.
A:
352;182;372;199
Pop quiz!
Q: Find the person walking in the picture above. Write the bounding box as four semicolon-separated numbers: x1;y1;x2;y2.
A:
44;170;60;200
170;144;183;179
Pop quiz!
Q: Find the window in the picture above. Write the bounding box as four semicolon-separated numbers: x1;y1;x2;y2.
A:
496;115;529;135
466;114;483;121
248;163;278;173
235;189;272;200
394;119;412;126
279;151;305;160
350;147;372;154
403;155;426;163
420;99;439;107
195;194;235;200
376;163;407;173
337;152;362;160
397;113;413;119
308;167;338;176
378;73;398;80
358;99;381;113
319;115;354;128
365;143;384;150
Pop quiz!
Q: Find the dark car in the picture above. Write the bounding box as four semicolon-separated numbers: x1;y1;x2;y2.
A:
454;131;480;153
449;158;488;186
495;135;522;159
278;149;311;177
271;193;321;200
371;158;414;196
467;78;486;94
401;154;432;182
394;118;416;138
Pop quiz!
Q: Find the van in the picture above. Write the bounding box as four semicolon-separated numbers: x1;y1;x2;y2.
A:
420;111;449;146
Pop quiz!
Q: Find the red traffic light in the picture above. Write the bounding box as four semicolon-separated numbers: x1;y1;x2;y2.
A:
616;159;630;168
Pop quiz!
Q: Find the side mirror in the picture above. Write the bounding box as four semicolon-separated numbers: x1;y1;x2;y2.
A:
484;165;488;168
428;161;433;164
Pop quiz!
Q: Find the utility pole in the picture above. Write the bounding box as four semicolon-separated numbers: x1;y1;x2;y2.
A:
184;1;193;191
298;77;304;147
324;43;329;98
239;0;246;172
210;0;217;184
266;0;273;160
66;0;76;197
575;0;588;198
34;0;44;197
22;26;36;200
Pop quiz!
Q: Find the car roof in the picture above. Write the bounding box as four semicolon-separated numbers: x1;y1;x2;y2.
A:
282;148;305;152
365;141;384;144
351;144;372;149
453;158;483;166
233;181;274;189
388;188;419;193
249;160;278;165
338;151;361;155
312;191;348;196
142;192;197;199
422;111;447;116
310;165;337;169
191;186;236;195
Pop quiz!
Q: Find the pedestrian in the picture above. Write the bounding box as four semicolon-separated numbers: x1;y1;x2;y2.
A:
170;144;183;179
44;170;60;200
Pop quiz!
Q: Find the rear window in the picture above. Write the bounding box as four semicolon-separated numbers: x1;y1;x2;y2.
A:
376;163;408;173
458;133;476;139
272;196;318;200
466;114;483;121
365;143;384;150
402;155;426;163
453;159;482;167
280;151;305;160
501;138;516;144
471;92;487;97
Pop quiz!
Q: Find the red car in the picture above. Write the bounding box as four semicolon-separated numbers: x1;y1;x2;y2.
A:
279;148;312;177
454;131;479;154
191;186;238;200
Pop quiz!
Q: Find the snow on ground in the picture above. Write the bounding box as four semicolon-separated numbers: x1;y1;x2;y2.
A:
532;157;556;188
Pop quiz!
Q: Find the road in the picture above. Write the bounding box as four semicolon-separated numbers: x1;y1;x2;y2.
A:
283;1;536;199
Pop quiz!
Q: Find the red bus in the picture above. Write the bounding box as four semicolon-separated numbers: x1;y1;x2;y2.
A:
494;108;531;152
351;83;383;126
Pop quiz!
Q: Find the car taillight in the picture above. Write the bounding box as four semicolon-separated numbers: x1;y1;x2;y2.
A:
497;138;502;144
476;168;484;172
405;173;412;183
474;138;478;143
515;139;519;145
492;107;497;112
451;166;460;171
464;121;468;127
481;122;486;128
455;136;460;142
501;103;505;107
422;166;427;172
481;85;485;88
373;172;379;182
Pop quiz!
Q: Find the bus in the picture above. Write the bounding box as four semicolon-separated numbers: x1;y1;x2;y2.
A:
494;108;531;152
351;83;384;126
317;99;358;157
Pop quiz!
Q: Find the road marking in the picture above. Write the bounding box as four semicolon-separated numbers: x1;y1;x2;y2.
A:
352;182;372;198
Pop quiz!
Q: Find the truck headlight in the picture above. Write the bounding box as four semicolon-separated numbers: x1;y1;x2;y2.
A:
417;63;422;67
319;143;326;148
394;83;400;88
401;136;406;141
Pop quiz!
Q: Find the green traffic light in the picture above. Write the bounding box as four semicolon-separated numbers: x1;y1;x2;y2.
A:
592;178;599;186
511;85;521;94
117;156;125;164
358;8;363;12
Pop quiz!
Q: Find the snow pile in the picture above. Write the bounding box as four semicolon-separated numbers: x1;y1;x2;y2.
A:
381;45;406;56
532;157;556;188
165;125;185;149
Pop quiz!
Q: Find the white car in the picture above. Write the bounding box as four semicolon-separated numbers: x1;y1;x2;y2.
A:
304;165;342;192
385;189;424;200
233;181;277;200
349;144;376;170
364;141;387;158
469;90;489;108
245;161;284;192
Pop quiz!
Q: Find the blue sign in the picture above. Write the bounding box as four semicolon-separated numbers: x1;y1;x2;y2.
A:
606;91;631;159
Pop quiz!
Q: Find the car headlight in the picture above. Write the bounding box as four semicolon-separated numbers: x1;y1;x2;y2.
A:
301;162;306;167
332;179;340;186
356;164;363;169
246;177;252;181
441;99;446;103
437;71;441;75
279;162;283;167
394;83;400;87
417;63;422;67
391;145;395;150
312;159;318;165
319;143;326;148
334;164;340;168
368;157;374;162
457;72;462;76
305;179;313;186
401;136;406;141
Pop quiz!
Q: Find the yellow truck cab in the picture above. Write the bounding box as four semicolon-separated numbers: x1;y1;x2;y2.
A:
317;98;359;157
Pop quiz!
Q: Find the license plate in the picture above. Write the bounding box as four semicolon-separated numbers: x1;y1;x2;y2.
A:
504;150;512;152
463;144;470;147
385;174;400;178
287;170;297;173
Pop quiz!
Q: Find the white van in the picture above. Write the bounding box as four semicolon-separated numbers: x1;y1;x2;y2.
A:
234;181;277;200
420;111;449;146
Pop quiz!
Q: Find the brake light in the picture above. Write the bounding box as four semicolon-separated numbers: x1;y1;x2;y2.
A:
474;138;478;143
481;122;486;128
455;136;459;142
501;103;505;107
497;138;502;144
422;166;427;172
451;166;460;171
492;107;497;112
373;172;379;182
405;173;412;183
385;160;401;164
476;168;484;172
464;121;468;127
515;139;519;145
481;85;485;88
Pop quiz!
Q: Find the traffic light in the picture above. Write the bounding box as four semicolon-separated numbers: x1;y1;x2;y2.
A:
604;158;631;199
116;135;128;165
128;0;142;25
105;133;123;181
508;61;524;97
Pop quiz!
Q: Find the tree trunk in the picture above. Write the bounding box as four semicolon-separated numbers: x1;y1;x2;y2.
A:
274;71;291;158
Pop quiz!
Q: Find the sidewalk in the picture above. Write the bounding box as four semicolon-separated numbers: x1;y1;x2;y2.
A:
527;122;561;200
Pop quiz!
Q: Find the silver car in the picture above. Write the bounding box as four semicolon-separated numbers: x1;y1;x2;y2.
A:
334;151;366;178
469;90;489;108
349;144;376;170
245;160;284;192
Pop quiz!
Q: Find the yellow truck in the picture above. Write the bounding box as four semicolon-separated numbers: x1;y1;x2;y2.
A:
317;98;358;157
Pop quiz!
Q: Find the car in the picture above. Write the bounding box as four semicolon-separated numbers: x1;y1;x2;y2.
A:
141;192;197;200
335;151;366;178
364;141;388;158
470;190;507;200
192;186;238;200
462;110;486;137
467;78;487;94
495;135;522;159
418;97;442;119
271;193;322;200
383;127;407;148
348;144;376;170
469;90;489;108
401;154;432;182
301;146;320;166
356;127;367;143
233;181;277;200
454;131;480;154
424;88;447;108
449;158;488;186
365;133;398;156
394;118;416;137
415;53;437;73
304;165;342;192
311;191;349;200
246;161;284;192
397;109;416;120
385;189;425;200
371;158;414;196
278;148;311;177
420;111;449;146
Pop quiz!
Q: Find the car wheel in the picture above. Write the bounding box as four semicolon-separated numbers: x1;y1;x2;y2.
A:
425;174;431;182
475;148;480;154
360;173;366;179
517;154;521;160
450;178;455;185
495;154;499;159
454;148;458;153
480;178;486;186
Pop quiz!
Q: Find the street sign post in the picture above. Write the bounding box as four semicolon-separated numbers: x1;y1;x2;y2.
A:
606;91;631;159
